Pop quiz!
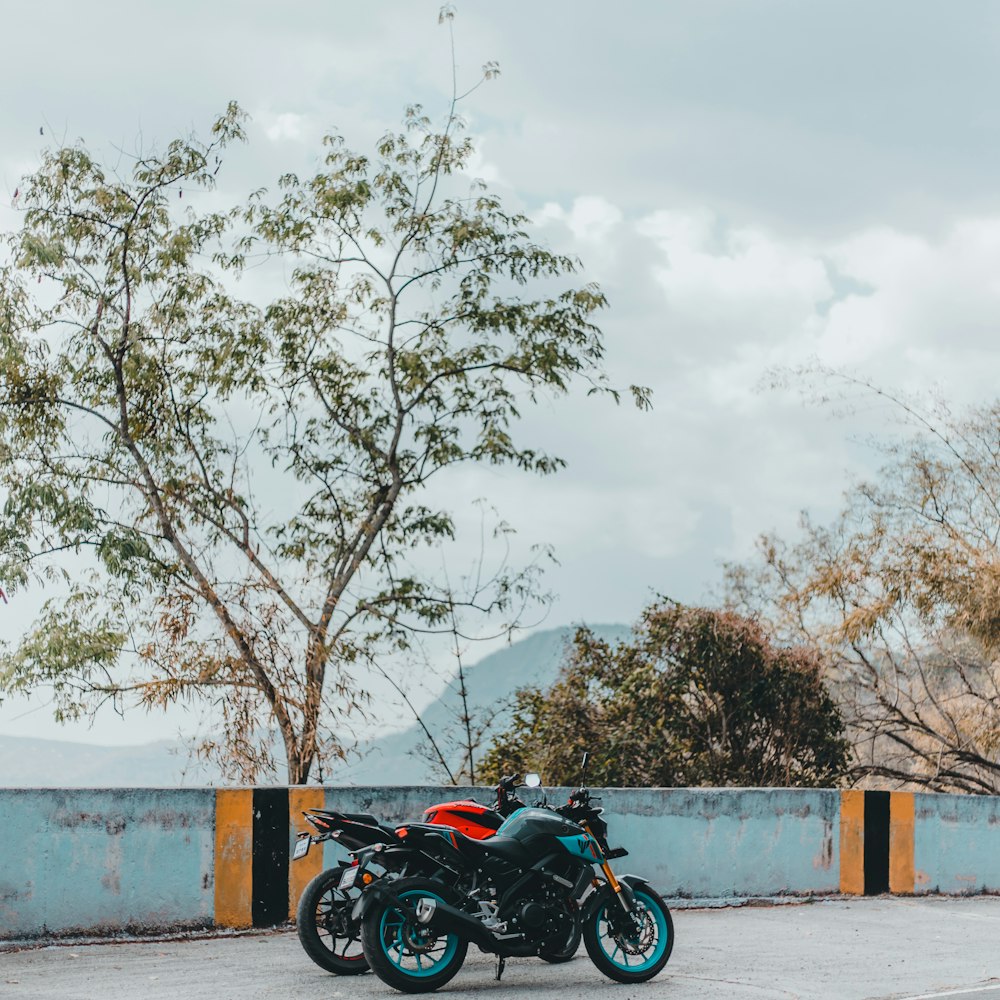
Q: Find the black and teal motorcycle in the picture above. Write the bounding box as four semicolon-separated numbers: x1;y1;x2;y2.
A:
350;761;673;992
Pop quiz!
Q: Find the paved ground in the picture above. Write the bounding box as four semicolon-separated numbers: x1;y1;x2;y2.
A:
2;897;1000;1000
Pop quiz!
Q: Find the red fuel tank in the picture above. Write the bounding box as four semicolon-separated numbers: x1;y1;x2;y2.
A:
421;798;503;840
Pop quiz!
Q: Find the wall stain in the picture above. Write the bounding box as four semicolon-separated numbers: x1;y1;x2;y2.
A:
137;810;195;831
0;884;31;902
813;820;834;870
54;811;127;835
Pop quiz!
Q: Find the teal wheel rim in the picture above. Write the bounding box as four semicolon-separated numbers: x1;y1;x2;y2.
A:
378;889;459;978
595;889;668;973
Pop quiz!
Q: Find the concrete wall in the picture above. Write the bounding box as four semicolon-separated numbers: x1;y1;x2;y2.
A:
0;788;214;939
2;785;999;941
593;787;839;897
307;786;840;897
913;793;1000;894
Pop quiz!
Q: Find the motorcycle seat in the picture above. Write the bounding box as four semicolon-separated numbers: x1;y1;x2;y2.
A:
311;808;381;826
449;829;530;865
397;823;527;865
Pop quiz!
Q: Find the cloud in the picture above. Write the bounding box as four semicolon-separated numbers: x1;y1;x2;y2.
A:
820;220;1000;373
464;139;506;186
536;196;623;244
638;209;832;348
263;111;310;143
625;205;1000;404
518;194;1000;587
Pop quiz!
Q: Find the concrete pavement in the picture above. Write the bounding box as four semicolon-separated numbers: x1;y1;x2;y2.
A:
2;896;999;1000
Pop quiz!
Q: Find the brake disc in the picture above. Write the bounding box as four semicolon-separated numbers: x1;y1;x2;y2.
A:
401;923;438;954
615;911;655;955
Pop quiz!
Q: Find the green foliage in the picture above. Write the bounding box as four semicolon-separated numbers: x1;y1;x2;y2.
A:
0;589;127;721
481;601;849;788
0;91;642;783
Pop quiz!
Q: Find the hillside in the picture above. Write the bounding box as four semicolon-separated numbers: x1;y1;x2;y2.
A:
0;736;219;787
341;623;630;784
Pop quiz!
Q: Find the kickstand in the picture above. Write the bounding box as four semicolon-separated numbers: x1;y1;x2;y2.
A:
495;954;506;981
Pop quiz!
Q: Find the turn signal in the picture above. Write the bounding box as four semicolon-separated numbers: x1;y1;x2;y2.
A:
361;872;374;885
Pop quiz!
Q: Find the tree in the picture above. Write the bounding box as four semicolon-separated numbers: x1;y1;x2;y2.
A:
0;86;646;782
481;601;849;788
726;370;1000;794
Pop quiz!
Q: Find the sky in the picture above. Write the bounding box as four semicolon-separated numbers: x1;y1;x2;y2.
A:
3;0;1000;747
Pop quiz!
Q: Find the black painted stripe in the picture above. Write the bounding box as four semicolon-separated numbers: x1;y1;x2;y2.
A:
864;790;890;896
252;787;290;927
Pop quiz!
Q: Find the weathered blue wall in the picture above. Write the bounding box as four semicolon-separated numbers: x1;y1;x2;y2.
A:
5;784;1000;942
307;785;840;897
0;788;215;939
913;793;1000;895
594;787;839;897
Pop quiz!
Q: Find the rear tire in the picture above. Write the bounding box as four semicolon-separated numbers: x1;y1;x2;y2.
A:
296;865;369;975
360;877;468;993
583;885;673;983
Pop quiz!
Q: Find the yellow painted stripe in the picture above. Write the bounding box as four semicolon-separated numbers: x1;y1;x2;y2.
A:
289;787;326;920
215;789;253;928
840;789;865;895
889;791;915;894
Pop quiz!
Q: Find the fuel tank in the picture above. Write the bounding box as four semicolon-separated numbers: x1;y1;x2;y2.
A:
496;807;583;841
421;799;502;840
497;807;602;862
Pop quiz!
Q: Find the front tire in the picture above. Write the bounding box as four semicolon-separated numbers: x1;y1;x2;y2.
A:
583;884;674;983
360;877;468;993
296;865;369;975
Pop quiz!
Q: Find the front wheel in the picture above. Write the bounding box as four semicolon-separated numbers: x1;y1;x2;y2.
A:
360;877;468;993
583;884;674;983
295;865;369;974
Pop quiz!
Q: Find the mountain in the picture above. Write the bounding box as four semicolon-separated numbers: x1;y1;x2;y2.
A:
0;735;220;788
339;623;631;784
0;623;629;787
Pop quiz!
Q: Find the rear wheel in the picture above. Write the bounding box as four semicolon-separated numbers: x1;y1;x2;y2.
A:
296;865;368;975
360;877;468;993
583;885;673;983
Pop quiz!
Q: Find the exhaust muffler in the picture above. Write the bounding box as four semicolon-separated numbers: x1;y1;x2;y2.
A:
414;896;495;949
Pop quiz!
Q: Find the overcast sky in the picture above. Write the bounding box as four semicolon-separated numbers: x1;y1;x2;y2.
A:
3;0;1000;747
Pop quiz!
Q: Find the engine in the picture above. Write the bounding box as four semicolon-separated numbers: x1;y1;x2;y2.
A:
502;882;573;942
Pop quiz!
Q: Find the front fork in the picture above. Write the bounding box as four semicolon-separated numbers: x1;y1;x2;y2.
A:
581;821;635;921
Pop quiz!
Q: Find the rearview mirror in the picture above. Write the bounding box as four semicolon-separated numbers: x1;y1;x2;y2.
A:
524;772;541;788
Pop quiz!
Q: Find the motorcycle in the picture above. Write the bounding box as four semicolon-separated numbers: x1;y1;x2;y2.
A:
293;809;400;974
351;756;673;992
291;777;573;974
